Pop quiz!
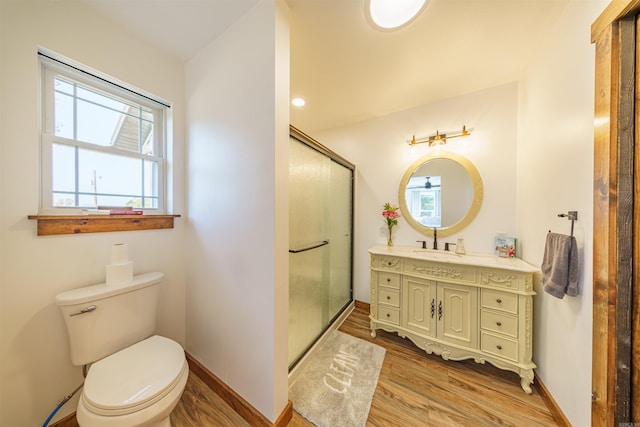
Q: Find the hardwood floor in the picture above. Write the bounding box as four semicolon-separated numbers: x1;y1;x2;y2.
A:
60;305;557;426
171;371;251;427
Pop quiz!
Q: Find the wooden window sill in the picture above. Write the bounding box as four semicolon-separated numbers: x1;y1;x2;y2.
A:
27;214;181;236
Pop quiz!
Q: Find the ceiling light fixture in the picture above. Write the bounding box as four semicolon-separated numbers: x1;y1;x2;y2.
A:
364;0;429;31
291;97;306;107
408;125;471;147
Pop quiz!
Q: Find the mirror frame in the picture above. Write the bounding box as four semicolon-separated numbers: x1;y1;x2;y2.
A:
398;151;483;238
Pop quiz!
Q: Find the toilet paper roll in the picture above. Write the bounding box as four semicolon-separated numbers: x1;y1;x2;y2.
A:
111;243;129;265
106;261;133;286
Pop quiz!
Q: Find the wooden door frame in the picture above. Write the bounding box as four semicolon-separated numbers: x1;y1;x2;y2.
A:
591;1;640;425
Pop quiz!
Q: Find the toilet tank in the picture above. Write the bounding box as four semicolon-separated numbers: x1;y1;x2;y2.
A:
55;272;163;366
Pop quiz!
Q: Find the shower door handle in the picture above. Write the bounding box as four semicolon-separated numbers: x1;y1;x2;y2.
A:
289;240;329;253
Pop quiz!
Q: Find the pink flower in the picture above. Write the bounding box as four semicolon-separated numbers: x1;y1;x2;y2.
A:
382;202;400;245
382;203;400;228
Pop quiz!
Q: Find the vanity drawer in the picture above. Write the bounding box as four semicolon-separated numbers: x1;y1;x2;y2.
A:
377;272;401;289
481;310;518;338
481;289;518;315
378;288;400;307
377;305;400;325
480;269;528;291
371;255;401;272
481;332;518;362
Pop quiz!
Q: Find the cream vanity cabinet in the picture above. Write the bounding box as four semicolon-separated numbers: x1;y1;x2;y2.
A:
370;246;537;394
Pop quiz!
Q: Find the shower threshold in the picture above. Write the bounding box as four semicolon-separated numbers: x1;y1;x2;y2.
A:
287;300;355;386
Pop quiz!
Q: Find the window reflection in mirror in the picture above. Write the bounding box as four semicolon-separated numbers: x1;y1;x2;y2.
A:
406;175;441;227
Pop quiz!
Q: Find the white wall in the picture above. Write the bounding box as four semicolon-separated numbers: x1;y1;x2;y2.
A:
316;82;520;303
0;1;186;425
184;0;290;421
517;2;607;426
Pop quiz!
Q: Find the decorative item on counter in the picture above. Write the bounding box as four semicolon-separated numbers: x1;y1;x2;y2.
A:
382;202;400;246
495;234;517;258
455;236;466;255
106;243;134;286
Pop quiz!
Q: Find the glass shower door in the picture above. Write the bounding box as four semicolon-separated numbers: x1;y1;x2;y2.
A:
288;135;353;369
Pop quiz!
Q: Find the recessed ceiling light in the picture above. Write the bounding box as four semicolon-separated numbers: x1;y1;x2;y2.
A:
292;97;306;107
365;0;428;31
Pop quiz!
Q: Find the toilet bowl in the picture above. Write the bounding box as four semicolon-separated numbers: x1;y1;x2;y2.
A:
77;336;188;427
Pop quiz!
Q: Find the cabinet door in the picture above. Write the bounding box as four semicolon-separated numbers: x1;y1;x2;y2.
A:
403;276;437;338
437;282;478;349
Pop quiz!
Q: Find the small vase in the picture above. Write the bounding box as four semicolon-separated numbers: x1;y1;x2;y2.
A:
387;230;393;247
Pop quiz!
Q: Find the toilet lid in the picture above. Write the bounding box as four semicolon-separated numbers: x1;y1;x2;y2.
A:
83;335;185;414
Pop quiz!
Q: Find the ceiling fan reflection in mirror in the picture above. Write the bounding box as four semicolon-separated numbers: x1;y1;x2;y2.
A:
407;176;441;189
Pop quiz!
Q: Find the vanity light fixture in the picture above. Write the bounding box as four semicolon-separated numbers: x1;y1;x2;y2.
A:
408;125;471;147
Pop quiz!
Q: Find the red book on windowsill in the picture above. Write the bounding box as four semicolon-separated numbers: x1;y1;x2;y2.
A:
109;209;143;215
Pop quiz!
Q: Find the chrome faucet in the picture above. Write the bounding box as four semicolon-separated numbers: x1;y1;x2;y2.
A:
432;227;438;250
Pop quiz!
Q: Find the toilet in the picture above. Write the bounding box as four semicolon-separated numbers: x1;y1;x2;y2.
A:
55;272;188;427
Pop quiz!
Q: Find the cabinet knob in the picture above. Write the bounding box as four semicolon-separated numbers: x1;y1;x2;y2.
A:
496;321;502;326
496;298;502;304
386;313;390;318
386;295;391;300
387;278;391;282
497;345;503;350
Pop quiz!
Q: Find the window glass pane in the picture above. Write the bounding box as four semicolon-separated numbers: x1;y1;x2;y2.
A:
52;143;76;193
78;149;140;195
76;98;128;147
77;86;128;112
143;160;158;208
78;194;152;208
53;192;77;207
55;78;74;95
54;91;74;139
141;125;154;155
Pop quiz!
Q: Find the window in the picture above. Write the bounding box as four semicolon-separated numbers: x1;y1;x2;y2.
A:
39;51;168;213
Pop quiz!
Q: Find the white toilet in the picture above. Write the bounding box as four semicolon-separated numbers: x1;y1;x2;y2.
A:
55;272;188;427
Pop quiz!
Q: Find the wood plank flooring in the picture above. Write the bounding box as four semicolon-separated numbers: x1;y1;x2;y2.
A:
171;371;251;427
62;304;557;426
302;304;558;427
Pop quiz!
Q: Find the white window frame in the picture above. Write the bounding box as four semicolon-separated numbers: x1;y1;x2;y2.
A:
39;51;168;214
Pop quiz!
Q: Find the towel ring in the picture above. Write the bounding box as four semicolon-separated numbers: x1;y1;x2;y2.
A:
556;211;578;236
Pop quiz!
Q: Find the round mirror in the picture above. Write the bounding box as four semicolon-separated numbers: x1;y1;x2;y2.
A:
398;151;483;237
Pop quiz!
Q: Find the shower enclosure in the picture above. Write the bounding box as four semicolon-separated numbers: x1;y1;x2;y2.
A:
288;127;354;370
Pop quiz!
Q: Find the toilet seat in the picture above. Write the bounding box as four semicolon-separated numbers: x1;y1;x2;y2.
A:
82;335;186;417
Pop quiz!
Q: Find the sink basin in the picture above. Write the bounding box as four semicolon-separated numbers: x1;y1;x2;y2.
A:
412;249;462;259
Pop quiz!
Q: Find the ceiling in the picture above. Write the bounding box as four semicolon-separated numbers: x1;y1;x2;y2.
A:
79;0;571;134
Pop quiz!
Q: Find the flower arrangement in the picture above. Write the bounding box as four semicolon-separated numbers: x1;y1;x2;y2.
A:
382;202;400;246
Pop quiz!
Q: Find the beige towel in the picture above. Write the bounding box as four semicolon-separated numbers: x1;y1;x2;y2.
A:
541;232;579;298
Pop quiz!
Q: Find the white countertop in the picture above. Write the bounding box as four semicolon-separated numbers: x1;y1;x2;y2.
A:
369;245;538;273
